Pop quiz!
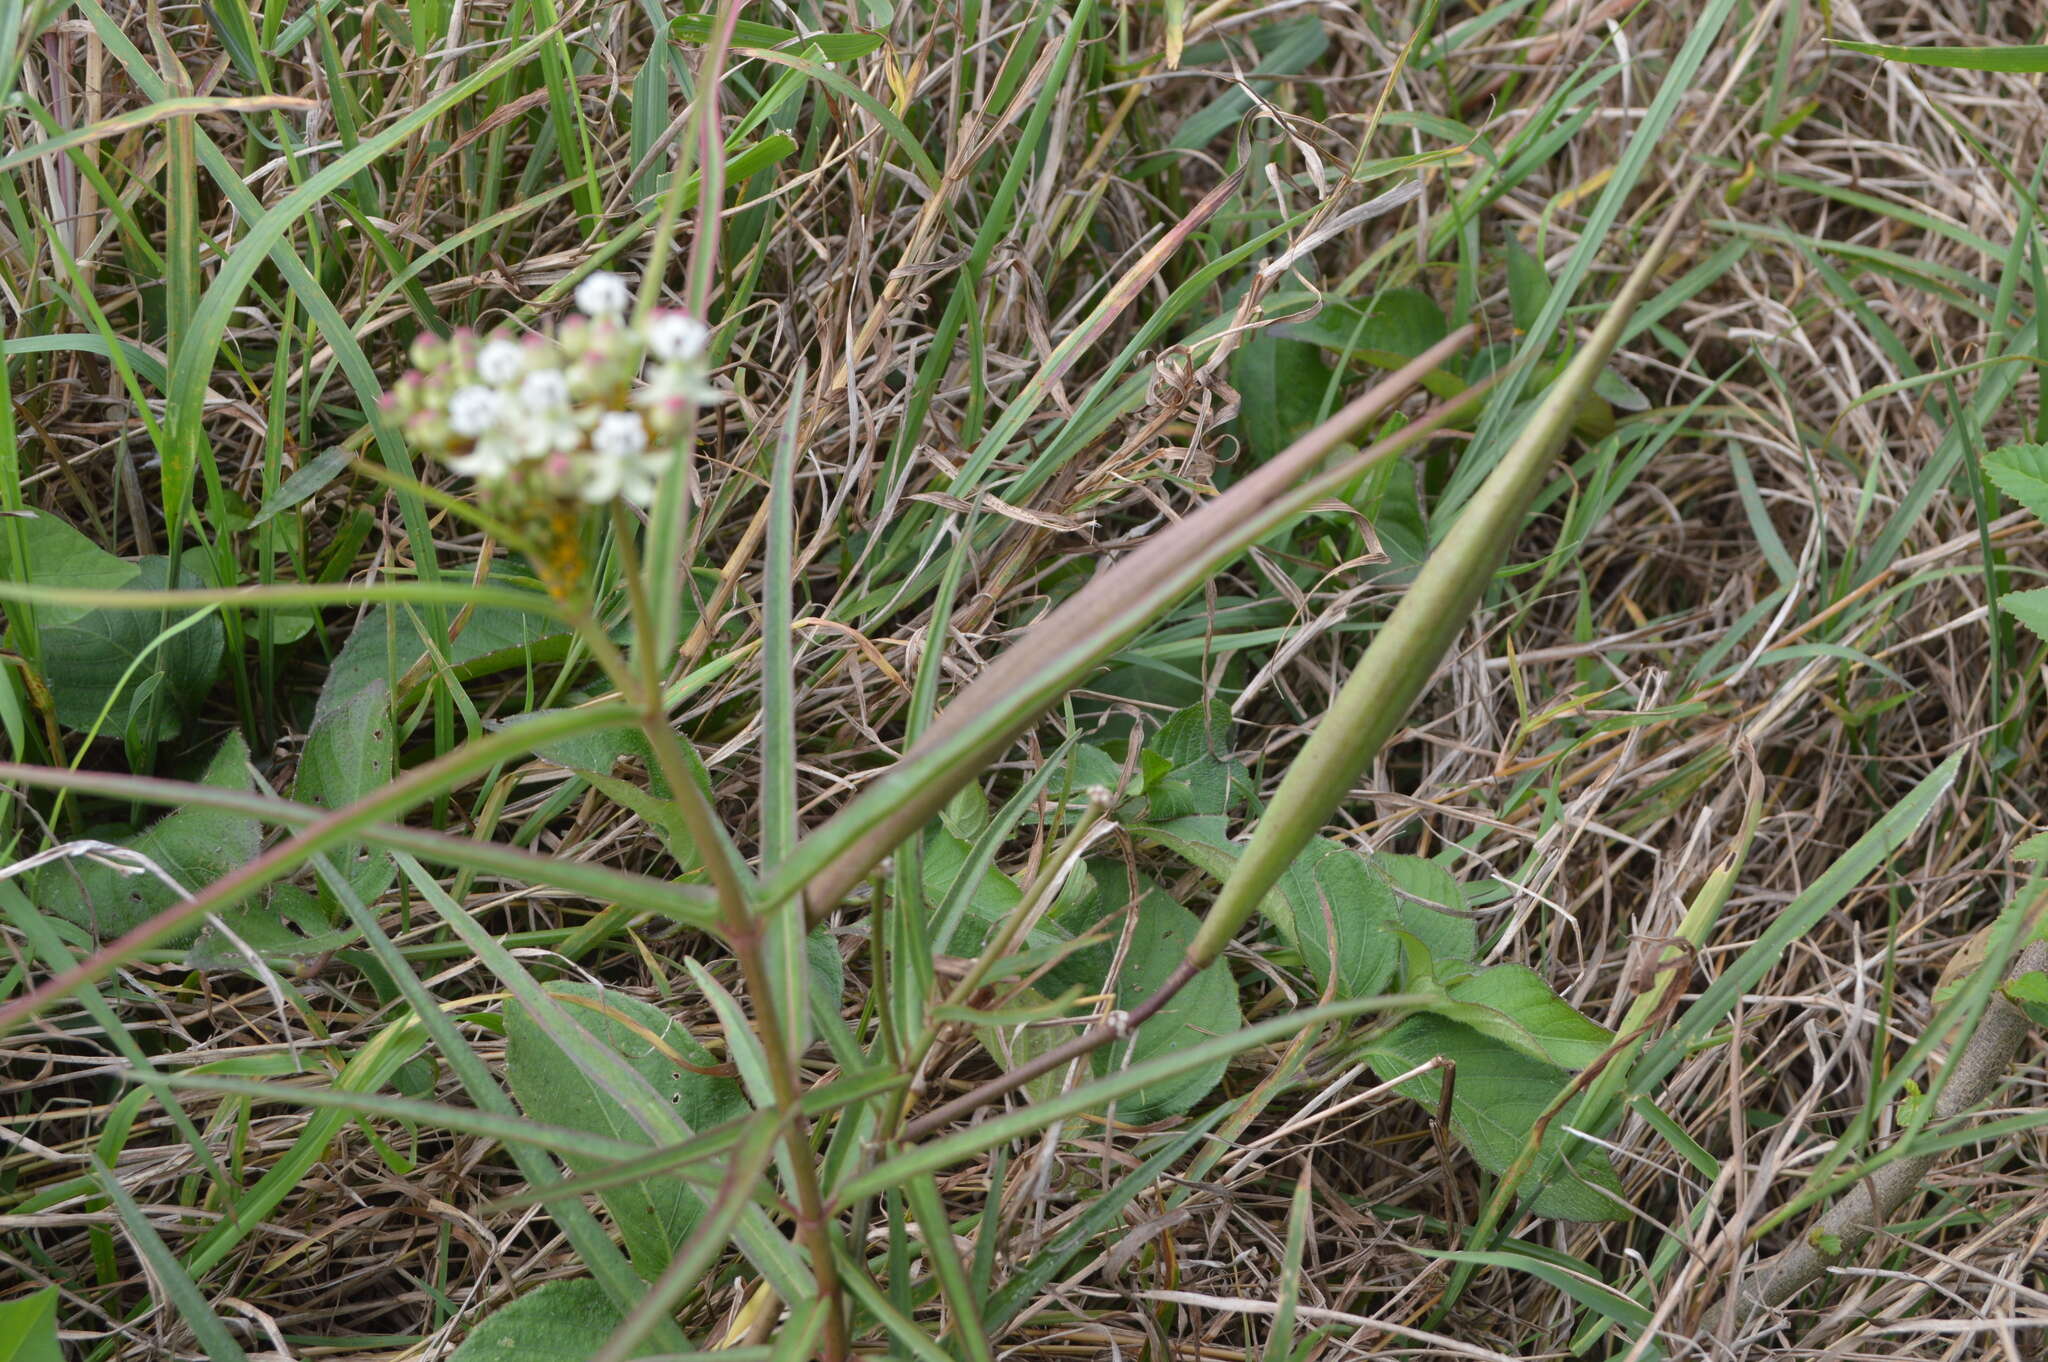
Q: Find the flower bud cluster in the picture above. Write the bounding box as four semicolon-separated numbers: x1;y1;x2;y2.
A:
382;272;721;509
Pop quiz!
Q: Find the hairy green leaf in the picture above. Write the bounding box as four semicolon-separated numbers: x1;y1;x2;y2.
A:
1044;864;1242;1120
1366;1013;1625;1222
447;1279;650;1361
34;733;260;940
506;982;747;1278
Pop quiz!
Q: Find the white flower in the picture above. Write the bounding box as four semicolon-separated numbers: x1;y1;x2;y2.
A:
616;459;663;505
579;451;627;503
591;411;650;458
477;338;525;386
448;432;518;478
519;367;571;411
574;271;630;319
645;310;710;362
513;411;584;460
448;385;506;437
635;360;724;410
580;449;664;505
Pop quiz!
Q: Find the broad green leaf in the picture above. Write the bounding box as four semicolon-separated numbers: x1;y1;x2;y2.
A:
1834;40;2048;72
1230;335;1337;463
506;982;747;1278
1280;289;1458;395
940;783;991;841
1276;839;1399;997
189;883;357;971
1144;699;1233;768
447;1279;650;1362
2004;971;2048;1029
2002;588;2048;642
33;733;260;940
1505;244;1551;335
0;1286;61;1362
35;557;224;738
1045;864;1242;1120
973;984;1080;1107
1366;1013;1626;1222
317;593;569;720
1430;964;1614;1071
516;712;678;797
808;925;844;1004
920;828;1031;954
1137;817;1397;998
1133;700;1250;820
190;684;397;969
0;510;138;631
1373;854;1476;966
1984;442;2048;524
2017;831;2048;860
1355;458;1428;568
1063;744;1126;795
295;680;398;902
1296;288;1450;357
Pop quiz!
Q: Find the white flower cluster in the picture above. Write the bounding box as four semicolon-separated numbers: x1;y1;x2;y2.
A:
383;272;721;508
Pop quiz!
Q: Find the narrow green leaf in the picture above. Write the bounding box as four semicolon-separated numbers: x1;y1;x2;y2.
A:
1637;751;1963;1087
1834;39;2048;72
669;13;886;60
982;1108;1227;1329
245;446;355;529
1416;1247;1652;1327
93;1160;249;1362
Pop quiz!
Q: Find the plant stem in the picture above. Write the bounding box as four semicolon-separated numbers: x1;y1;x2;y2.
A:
573;526;850;1360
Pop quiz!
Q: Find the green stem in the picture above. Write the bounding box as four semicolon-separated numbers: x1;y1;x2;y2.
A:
574;517;851;1362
